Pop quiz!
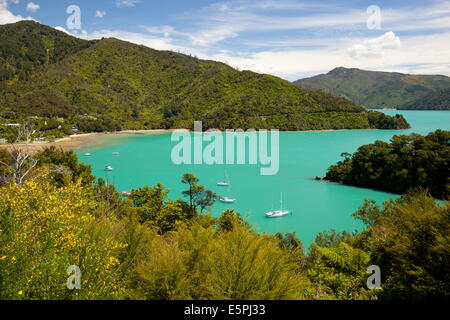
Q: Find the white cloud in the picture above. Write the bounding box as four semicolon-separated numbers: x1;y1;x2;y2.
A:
4;0;446;81
115;0;141;8
50;22;450;81
54;26;71;35
189;26;240;46
143;25;175;38
348;32;401;59
206;31;450;80
178;2;367;46
26;1;39;12
0;0;33;24
95;10;106;18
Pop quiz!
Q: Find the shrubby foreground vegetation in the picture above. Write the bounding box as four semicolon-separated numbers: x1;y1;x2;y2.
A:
325;130;450;199
0;146;448;300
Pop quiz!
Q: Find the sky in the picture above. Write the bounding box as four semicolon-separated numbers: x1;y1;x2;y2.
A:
1;0;450;80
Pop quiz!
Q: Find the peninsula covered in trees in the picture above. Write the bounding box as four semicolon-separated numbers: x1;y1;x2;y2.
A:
324;130;450;199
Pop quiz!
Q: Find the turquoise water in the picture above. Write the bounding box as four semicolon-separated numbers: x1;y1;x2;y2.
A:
76;111;450;245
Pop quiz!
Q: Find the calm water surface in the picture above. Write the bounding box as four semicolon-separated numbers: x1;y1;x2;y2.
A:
76;111;450;245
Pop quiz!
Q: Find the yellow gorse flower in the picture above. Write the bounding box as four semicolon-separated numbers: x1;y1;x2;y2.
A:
0;176;127;299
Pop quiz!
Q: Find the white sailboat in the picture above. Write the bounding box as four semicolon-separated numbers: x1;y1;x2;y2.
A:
104;166;113;171
265;192;290;218
218;170;236;203
219;197;236;203
217;170;231;187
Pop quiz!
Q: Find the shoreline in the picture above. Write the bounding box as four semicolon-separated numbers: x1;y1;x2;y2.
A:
0;127;383;152
0;129;175;152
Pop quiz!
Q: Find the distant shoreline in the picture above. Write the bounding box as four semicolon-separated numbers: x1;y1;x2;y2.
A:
0;127;382;152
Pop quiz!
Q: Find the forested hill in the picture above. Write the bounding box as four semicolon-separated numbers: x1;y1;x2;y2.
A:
294;67;450;110
0;21;409;134
399;88;450;110
0;20;95;82
324;130;450;199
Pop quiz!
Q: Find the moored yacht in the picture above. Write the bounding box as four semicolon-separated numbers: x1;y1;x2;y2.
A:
265;192;290;218
217;170;231;186
265;210;290;218
219;197;236;203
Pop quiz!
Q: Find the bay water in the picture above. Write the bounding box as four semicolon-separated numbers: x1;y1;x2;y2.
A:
76;111;450;245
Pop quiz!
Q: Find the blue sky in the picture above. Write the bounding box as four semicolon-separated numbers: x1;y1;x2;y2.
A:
1;0;450;80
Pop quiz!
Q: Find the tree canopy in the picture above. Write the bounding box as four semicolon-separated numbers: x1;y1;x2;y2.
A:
325;130;450;199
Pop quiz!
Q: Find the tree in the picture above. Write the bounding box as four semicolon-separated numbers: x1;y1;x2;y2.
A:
181;173;200;214
306;242;373;300
132;222;308;300
181;173;217;214
354;191;450;300
0;122;39;186
34;146;95;187
129;183;193;234
314;229;353;248
217;209;248;232
325;130;450;199
197;189;218;213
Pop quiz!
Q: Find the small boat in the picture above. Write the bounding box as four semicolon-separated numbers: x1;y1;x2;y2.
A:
217;170;231;187
112;152;120;155
122;191;131;197
265;192;290;218
84;153;92;156
265;210;290;218
219;197;236;203
104;166;113;171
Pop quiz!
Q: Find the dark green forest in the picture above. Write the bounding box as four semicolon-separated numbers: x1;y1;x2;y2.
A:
398;88;450;110
325;130;450;199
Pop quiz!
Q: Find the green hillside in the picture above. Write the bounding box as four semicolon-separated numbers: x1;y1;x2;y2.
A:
294;67;450;110
0;20;95;83
399;88;450;110
0;22;409;137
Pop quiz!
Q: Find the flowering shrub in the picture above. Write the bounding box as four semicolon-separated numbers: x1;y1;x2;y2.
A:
0;175;127;299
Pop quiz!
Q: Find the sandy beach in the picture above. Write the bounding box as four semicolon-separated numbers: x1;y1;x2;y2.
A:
0;129;174;152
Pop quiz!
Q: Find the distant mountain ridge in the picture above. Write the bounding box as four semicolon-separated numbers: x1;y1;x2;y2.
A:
294;67;450;110
0;21;409;134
